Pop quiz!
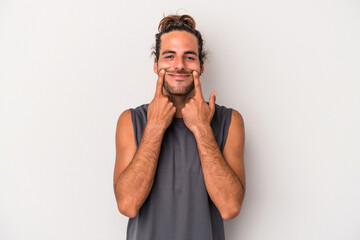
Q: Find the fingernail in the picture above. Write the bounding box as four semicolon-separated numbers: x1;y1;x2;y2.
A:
160;69;165;74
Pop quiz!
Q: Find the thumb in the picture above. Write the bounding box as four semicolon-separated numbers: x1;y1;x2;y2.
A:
209;91;216;112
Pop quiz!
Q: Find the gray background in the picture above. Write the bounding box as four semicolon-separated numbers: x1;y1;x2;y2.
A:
1;0;359;239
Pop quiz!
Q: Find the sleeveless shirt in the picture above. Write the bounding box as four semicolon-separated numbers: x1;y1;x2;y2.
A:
127;103;232;240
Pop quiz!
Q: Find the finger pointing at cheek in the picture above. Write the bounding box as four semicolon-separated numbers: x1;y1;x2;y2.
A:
155;69;165;97
192;71;204;100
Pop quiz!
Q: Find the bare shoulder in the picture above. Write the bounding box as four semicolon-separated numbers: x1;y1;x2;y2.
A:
230;109;245;132
114;109;136;184
117;109;132;129
116;109;133;141
225;109;245;148
223;109;246;189
116;109;137;150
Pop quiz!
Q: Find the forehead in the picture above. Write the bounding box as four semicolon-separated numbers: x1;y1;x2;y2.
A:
160;31;199;54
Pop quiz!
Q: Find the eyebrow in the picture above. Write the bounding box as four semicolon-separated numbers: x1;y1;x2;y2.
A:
161;50;198;56
184;51;198;56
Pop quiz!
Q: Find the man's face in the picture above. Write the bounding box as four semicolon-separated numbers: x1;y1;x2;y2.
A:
154;31;203;96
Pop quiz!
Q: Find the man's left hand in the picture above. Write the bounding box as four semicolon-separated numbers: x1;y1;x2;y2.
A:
181;71;216;133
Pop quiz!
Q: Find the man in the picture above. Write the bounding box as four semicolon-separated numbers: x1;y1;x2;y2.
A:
113;14;245;240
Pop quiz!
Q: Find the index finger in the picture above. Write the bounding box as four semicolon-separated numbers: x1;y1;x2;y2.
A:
193;71;204;100
155;69;165;97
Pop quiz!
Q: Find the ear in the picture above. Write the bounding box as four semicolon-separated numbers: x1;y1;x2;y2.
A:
153;58;158;74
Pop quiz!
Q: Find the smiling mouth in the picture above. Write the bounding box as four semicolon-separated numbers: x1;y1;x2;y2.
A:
165;70;193;80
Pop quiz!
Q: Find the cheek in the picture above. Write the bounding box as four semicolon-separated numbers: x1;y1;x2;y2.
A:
186;60;201;70
158;61;172;70
189;64;201;72
158;59;201;72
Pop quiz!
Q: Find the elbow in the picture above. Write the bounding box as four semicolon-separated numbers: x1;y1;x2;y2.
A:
116;198;139;218
220;203;242;220
117;202;138;218
221;185;246;220
114;184;140;218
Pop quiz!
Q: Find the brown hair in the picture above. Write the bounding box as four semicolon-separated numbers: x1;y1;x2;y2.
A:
153;14;207;67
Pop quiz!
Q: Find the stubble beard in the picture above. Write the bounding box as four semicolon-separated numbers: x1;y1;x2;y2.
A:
163;76;195;96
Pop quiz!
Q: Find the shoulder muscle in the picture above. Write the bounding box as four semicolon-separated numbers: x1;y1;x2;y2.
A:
223;110;246;190
113;110;137;185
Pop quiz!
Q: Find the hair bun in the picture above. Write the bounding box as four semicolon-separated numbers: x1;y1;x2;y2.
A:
158;14;196;32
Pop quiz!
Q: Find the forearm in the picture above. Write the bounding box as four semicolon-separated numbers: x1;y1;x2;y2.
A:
114;123;165;217
193;124;245;220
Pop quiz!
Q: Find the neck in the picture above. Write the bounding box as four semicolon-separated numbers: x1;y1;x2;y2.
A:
167;90;195;118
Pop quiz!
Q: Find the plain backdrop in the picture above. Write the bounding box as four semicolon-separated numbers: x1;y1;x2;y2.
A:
1;0;359;239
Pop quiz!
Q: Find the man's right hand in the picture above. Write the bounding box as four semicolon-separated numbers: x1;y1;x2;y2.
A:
114;69;173;217
147;69;176;130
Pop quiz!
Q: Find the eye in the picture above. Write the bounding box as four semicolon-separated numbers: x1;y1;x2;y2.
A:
164;55;174;59
185;56;196;60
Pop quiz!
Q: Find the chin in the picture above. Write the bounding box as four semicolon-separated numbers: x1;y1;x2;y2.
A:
164;80;194;96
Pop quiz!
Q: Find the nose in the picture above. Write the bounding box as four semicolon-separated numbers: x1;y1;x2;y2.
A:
174;57;185;70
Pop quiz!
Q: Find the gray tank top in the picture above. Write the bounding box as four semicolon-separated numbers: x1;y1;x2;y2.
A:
128;104;232;240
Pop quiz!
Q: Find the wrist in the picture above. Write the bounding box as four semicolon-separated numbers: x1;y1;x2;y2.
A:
146;120;168;135
190;122;212;138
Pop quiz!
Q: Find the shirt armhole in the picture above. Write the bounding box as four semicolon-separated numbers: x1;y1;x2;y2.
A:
221;108;233;152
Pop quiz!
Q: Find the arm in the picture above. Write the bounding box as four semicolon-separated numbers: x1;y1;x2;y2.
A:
192;110;245;220
181;71;246;220
113;70;175;218
113;110;165;218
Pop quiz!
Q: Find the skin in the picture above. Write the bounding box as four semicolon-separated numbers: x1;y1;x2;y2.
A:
113;31;246;220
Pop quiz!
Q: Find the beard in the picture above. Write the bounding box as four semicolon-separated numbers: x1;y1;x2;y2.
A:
163;76;195;96
163;69;195;96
